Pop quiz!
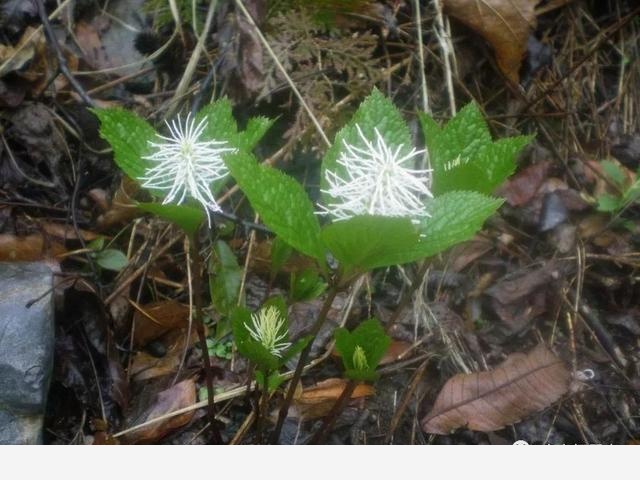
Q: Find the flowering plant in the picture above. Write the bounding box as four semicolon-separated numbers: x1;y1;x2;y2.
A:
232;298;310;391
94;89;531;443
226;89;521;280
93;99;272;235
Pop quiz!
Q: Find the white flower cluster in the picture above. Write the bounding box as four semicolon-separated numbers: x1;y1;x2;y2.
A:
319;125;433;221
245;306;291;358
139;114;432;230
139;114;236;225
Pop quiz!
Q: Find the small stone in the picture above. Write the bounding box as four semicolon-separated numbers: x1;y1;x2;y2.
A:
0;262;54;444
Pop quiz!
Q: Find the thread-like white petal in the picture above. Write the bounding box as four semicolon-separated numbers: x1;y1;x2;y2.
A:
246;306;292;358
319;124;432;221
139;113;236;226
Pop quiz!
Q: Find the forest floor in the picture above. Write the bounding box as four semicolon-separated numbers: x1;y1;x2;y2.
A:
1;0;639;444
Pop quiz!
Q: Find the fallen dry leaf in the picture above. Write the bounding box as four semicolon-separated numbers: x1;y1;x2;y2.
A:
379;340;413;365
123;378;196;444
132;300;190;348
485;260;561;330
291;378;374;421
443;0;542;84
0;27;40;76
448;236;494;272
96;177;140;230
130;328;197;382
422;344;570;434
499;160;552;207
0;233;66;261
40;222;100;242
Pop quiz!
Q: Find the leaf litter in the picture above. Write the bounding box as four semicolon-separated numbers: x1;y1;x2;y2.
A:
0;0;636;445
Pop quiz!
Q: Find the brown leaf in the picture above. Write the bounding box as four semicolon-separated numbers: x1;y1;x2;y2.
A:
132;300;190;348
422;344;570;434
0;233;66;261
485;261;561;330
216;1;265;99
443;0;542;84
123;379;196;444
291;378;374;421
249;239;318;275
448;236;494;272
96;177;139;230
130;329;197;382
499;160;552;207
40;222;100;242
379;340;413;365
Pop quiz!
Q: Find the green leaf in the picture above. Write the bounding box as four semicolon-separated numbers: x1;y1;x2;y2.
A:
270;237;293;279
420;103;532;195
597;194;623;212
321;216;421;276
137;202;204;236
601;160;626;187
334;318;390;382
225;150;325;263
195;100;274;153
255;370;287;393
231;307;279;372
87;237;105;252
93;108;156;181
195;98;239;147
239;116;275;151
262;295;288;321
209;241;243;316
290;268;327;302
279;336;311;364
93;249;128;271
412;191;502;258
321;88;413;205
421;103;491;166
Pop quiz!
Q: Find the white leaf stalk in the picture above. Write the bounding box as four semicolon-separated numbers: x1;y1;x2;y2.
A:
319;125;433;222
139;113;236;226
246;306;292;358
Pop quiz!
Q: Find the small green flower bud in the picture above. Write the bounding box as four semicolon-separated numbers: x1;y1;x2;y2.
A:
352;345;369;371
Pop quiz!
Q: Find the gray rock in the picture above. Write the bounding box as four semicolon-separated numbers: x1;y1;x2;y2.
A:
0;262;54;444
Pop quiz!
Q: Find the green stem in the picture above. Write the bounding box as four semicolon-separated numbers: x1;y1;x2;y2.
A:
269;284;341;443
190;234;222;444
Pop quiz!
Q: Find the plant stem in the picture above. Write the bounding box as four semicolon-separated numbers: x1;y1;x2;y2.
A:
309;379;358;444
269;285;341;443
255;371;270;444
189;234;222;444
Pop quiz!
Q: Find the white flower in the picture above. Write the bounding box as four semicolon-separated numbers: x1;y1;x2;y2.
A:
245;306;291;358
139;113;236;225
319;125;433;221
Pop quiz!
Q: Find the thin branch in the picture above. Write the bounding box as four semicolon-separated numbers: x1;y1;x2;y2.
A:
36;0;95;108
